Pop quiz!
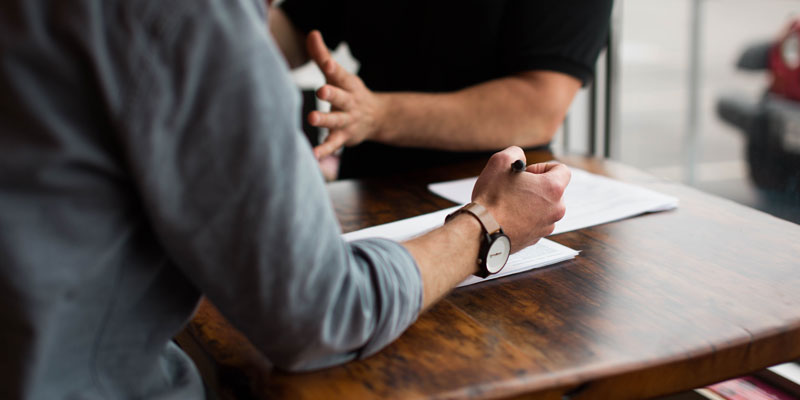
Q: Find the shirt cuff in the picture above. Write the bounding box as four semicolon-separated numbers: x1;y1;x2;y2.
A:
348;237;423;359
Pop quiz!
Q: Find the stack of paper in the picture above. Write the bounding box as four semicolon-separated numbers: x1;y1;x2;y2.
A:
428;168;679;235
343;207;579;287
343;167;678;287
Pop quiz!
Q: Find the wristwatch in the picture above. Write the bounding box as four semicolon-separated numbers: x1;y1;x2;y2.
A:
445;202;511;278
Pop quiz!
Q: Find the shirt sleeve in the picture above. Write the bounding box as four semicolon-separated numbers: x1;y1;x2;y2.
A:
498;0;614;85
112;0;422;371
279;0;346;49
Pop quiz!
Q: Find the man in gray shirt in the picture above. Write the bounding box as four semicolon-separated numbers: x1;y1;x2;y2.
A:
0;0;570;398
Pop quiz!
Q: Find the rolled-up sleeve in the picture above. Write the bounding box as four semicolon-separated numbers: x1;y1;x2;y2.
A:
110;0;422;371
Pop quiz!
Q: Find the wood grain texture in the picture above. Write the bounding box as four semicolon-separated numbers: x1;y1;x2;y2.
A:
179;151;800;399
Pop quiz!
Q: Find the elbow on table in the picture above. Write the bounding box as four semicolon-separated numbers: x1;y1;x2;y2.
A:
246;238;420;372
268;349;355;373
257;318;361;373
248;283;374;372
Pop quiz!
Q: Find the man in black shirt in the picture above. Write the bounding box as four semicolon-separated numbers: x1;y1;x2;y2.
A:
269;0;613;178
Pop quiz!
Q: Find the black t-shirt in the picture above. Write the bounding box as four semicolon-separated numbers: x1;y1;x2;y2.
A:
280;0;613;178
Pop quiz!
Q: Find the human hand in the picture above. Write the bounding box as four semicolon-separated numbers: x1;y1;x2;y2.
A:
471;147;570;252
306;31;386;159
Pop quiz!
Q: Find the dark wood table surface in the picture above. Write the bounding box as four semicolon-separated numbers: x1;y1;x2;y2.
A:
177;151;800;400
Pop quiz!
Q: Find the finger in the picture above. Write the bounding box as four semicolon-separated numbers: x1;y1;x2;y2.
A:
306;32;361;90
541;163;572;186
526;161;562;174
536;163;572;199
488;146;526;172
501;145;526;163
316;85;353;110
308;110;352;129
306;30;332;70
314;131;349;159
320;59;358;90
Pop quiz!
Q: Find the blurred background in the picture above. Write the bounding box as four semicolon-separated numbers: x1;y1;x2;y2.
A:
291;0;800;225
614;0;800;224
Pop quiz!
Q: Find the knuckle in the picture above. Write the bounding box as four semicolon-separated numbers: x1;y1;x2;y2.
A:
500;146;524;161
344;96;356;110
554;202;566;222
489;150;514;166
542;179;559;199
506;145;524;158
545;177;567;199
333;87;347;102
507;145;523;153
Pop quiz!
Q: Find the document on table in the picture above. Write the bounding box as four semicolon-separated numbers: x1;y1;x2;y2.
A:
428;168;679;235
343;207;579;287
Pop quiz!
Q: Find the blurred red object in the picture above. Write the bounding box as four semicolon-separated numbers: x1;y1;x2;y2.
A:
717;17;800;193
770;19;800;101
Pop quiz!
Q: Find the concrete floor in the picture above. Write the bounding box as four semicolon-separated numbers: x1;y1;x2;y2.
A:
618;0;800;223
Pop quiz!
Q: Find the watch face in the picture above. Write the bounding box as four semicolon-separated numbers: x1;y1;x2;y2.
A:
485;235;511;273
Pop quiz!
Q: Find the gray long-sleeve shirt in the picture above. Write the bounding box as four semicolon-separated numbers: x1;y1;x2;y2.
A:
0;0;423;398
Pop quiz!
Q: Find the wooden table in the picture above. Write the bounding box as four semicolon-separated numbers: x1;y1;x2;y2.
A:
178;151;800;399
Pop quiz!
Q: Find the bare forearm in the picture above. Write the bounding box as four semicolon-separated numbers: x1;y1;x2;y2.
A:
375;71;580;151
302;30;582;159
402;214;482;309
267;7;309;68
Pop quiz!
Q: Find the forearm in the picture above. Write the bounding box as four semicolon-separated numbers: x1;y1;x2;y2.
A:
267;6;308;68
258;214;482;369
403;214;482;309
375;71;580;151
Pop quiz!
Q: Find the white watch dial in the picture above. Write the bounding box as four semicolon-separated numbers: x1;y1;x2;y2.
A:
486;235;511;273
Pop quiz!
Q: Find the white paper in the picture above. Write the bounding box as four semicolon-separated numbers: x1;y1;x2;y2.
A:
343;208;579;287
342;206;460;242
428;168;679;236
455;239;577;287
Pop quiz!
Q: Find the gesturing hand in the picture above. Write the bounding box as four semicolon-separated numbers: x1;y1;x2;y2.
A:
306;31;386;159
472;147;571;253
